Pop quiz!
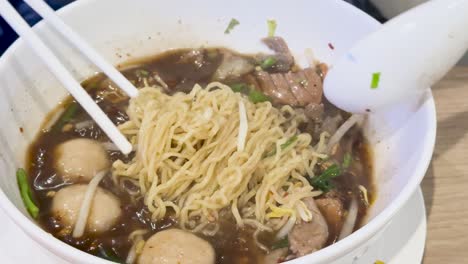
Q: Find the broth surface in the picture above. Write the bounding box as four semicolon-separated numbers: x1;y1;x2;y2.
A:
27;48;374;263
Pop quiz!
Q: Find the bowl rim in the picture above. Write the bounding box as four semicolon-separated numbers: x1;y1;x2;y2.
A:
0;0;437;263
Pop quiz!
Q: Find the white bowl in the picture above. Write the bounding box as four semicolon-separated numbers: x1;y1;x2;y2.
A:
0;0;436;263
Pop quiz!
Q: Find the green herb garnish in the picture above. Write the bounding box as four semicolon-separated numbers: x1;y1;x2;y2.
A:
52;102;79;132
371;72;381;89
267;20;277;37
271;237;289;250
224;18;240;34
230;83;270;104
135;69;149;78
309;164;342;192
230;83;250;93
342;153;352;169
248;90;270;103
16;168;39;219
260;56;277;70
266;135;298;157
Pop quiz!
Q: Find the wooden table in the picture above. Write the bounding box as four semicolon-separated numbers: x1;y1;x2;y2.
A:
421;66;468;263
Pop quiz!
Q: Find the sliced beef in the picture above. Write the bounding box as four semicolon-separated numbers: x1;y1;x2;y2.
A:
244;74;260;89
255;71;298;105
316;198;344;242
284;72;311;105
316;198;343;229
285;70;322;106
262;37;292;56
261;37;294;72
302;68;323;103
288;197;329;256
270;71;290;95
246;36;325;107
249;68;323;107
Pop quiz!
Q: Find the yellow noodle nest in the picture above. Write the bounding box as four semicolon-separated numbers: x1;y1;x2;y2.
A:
112;82;328;235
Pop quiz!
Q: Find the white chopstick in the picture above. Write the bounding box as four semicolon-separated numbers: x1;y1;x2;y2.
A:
0;0;133;154
24;0;139;98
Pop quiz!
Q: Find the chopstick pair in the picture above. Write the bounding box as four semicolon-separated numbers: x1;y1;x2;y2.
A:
0;0;138;154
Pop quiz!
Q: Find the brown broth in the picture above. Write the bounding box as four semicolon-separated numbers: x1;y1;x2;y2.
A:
26;48;374;263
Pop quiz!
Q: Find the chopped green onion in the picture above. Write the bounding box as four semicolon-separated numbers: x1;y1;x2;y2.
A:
309;164;341;192
248;90;270;103
230;83;250;94
260;57;277;70
135;69;149;78
224;18;240;34
371;72;381;89
271;237;289;250
267;20;277;37
342;153;352;169
230;83;270;104
266;135;298;157
16;168;39;219
52;102;79;132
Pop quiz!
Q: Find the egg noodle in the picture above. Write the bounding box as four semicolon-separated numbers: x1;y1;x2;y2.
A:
112;82;328;236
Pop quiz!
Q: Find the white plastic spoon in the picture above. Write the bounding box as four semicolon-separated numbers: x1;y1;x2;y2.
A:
324;0;468;114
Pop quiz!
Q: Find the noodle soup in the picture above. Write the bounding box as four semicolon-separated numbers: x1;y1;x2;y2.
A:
22;39;374;263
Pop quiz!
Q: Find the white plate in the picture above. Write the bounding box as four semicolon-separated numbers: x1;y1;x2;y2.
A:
0;188;426;264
